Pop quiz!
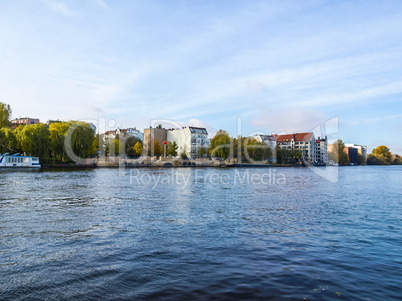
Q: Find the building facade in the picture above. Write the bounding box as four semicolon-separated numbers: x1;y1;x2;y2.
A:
345;147;359;165
11;117;39;129
315;137;328;164
102;127;143;145
167;126;209;159
274;132;316;163
254;134;277;162
345;144;367;163
254;134;277;150
116;128;143;141
143;127;168;155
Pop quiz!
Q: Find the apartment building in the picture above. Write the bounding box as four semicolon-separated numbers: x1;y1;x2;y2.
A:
274;132;316;162
167;126;209;159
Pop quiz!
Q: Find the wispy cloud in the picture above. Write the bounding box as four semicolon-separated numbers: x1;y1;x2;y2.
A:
250;106;329;134
343;113;402;126
39;0;73;17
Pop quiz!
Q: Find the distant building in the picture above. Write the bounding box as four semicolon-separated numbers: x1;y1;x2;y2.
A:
88;123;97;134
120;127;143;141
254;134;277;162
345;144;367;163
315;137;328;164
11;117;39;129
328;143;367;165
102;127;143;145
143;127;168;155
46;120;62;126
254;134;277;150
273;132;316;162
102;130;117;145
345;147;359;165
167;126;209;158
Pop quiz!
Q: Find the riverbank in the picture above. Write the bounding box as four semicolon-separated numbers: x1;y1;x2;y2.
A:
41;160;300;169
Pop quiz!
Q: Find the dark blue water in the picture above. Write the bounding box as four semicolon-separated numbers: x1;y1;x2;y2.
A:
0;166;401;300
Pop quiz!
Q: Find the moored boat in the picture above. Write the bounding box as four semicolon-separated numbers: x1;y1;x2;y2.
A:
0;153;41;169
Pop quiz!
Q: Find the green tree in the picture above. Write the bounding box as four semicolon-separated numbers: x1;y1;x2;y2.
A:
67;122;95;160
49;122;70;162
274;146;302;164
367;154;389;165
49;121;95;162
147;139;162;157
133;141;143;157
0;127;16;153
180;147;188;159
91;134;102;157
357;154;365;165
329;139;350;166
392;154;402;165
244;139;272;162
372;145;392;163
0;102;12;128
108;138;124;156
14;123;50;162
125;136;140;157
276;146;284;164
209;130;232;160
167;141;178;156
198;147;207;157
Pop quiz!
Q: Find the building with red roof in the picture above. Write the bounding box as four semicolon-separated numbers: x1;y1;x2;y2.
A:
274;132;322;163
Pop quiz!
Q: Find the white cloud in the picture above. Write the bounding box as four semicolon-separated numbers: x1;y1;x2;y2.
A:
39;0;73;17
250;107;329;134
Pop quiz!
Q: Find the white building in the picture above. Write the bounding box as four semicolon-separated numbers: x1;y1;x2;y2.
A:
254;134;277;150
274;132;316;162
102;127;143;145
118;128;143;142
254;134;277;162
167;126;209;158
315;137;328;164
102;130;116;145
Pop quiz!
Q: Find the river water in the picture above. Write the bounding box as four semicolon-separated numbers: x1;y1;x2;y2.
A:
0;166;401;300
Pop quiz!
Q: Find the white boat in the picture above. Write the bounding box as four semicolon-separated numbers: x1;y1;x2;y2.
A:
0;153;41;169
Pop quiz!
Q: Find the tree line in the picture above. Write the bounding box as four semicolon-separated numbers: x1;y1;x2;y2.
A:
0;102;144;163
0;119;95;163
367;145;401;165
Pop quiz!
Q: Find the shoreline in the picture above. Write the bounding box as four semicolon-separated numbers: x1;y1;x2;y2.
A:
40;163;333;169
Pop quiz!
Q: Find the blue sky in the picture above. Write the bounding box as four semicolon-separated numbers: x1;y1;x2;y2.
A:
1;0;402;153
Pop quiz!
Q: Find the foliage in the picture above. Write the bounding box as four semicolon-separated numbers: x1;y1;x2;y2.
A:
14;124;50;161
372;145;392;163
367;154;390;165
133;141;143;157
357;154;365;165
124;136;140;157
198;147;207;157
367;145;402;165
108;138;124;156
91;134;104;157
147;139;162;157
244;139;272;162
209;130;232;160
49;121;95;162
180;148;188;159
275;146;302;164
392;154;402;165
0;102;12;128
0;127;16;153
167;141;178;156
328;139;350;166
